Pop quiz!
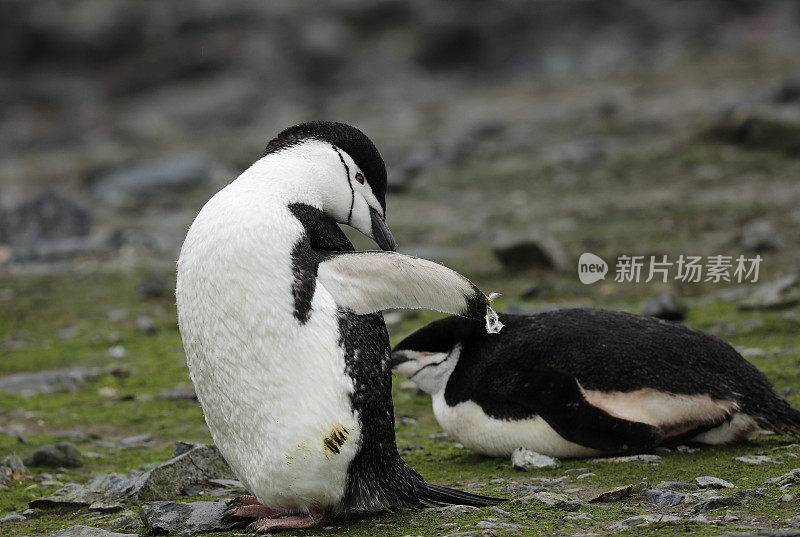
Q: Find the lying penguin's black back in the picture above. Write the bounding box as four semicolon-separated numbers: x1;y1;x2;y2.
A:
413;309;800;436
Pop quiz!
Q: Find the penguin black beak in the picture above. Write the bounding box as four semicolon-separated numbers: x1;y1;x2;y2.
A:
370;207;397;252
390;350;411;371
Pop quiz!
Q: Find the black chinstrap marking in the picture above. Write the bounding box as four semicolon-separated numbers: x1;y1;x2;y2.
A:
409;355;449;380
331;144;356;224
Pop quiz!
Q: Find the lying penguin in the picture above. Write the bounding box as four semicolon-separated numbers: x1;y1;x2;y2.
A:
176;122;502;532
393;309;800;458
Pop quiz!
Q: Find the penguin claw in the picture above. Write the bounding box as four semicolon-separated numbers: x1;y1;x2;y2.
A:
227;494;261;507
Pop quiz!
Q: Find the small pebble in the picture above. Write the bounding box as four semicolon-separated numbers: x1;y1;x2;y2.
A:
694;476;735;489
107;345;127;359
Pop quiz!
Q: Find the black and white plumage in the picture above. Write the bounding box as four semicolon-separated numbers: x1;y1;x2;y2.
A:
176;122;499;531
392;309;800;458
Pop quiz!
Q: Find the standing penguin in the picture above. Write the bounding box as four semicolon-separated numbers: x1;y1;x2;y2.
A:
393;309;800;458
176;122;501;532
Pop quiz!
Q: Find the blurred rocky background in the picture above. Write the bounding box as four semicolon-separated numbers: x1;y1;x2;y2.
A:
2;0;800;289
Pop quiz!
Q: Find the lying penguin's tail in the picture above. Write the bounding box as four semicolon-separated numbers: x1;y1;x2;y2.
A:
770;404;800;439
415;482;503;507
752;395;800;440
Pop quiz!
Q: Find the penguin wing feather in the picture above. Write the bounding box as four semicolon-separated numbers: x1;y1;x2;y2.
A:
485;365;665;453
316;251;487;318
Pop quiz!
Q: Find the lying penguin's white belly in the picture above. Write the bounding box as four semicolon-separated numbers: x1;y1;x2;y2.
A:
431;392;599;458
176;183;361;511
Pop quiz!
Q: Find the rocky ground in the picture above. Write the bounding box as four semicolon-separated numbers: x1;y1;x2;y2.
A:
3;1;800;536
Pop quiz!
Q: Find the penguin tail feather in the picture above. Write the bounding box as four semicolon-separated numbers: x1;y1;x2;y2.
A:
415;482;503;507
753;397;800;440
770;404;800;439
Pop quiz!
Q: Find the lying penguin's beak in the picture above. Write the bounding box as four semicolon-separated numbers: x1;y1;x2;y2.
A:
370;207;397;252
390;350;411;372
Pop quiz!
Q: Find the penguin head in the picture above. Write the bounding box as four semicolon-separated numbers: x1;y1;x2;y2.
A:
391;316;476;394
264;121;396;251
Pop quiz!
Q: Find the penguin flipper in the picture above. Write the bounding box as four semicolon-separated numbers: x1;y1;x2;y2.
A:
496;366;665;454
316;251;488;319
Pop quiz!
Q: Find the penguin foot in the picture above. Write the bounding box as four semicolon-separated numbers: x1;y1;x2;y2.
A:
227;494;261;507
247;508;326;532
225;495;287;520
227;504;286;519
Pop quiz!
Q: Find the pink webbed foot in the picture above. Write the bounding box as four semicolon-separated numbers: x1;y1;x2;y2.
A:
225;495;286;519
248;507;326;533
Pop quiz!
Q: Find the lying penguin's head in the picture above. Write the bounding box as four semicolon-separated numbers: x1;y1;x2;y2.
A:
392;316;477;394
264;121;395;251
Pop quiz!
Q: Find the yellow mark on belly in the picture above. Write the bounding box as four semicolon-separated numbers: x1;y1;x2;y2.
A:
322;425;350;455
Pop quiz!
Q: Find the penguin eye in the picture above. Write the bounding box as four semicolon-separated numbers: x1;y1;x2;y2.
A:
355;172;365;184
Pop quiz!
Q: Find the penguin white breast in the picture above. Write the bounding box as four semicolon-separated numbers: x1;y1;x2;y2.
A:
176;172;361;511
431;392;599;458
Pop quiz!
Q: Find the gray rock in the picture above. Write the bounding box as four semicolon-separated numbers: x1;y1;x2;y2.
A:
31;477;113;508
121;444;234;503
0;191;91;251
564;512;594;523
610;514;682;529
0;367;101;396
691;489;766;513
492;231;569;272
105;510;142;531
787;514;800;527
704;105;800;155
49;526;137;537
475;520;526;530
137;274;168;300
640;292;688;321
436;505;482;514
740;219;781;252
739;275;799;311
24;443;82;468
172;441;201;458
511;448;561;471
159;386;197;401
139;501;240;536
588;483;645;504
676;445;700;454
89;500;125;512
576;473;596;480
117;434;151;448
0;454;27;482
644;488;684;508
734;455;780;465
135;316;157;335
765;468;800;486
91;155;217;207
0;514;26;522
591;454;662;464
695;476;736;489
513;491;578;509
656;481;699;491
